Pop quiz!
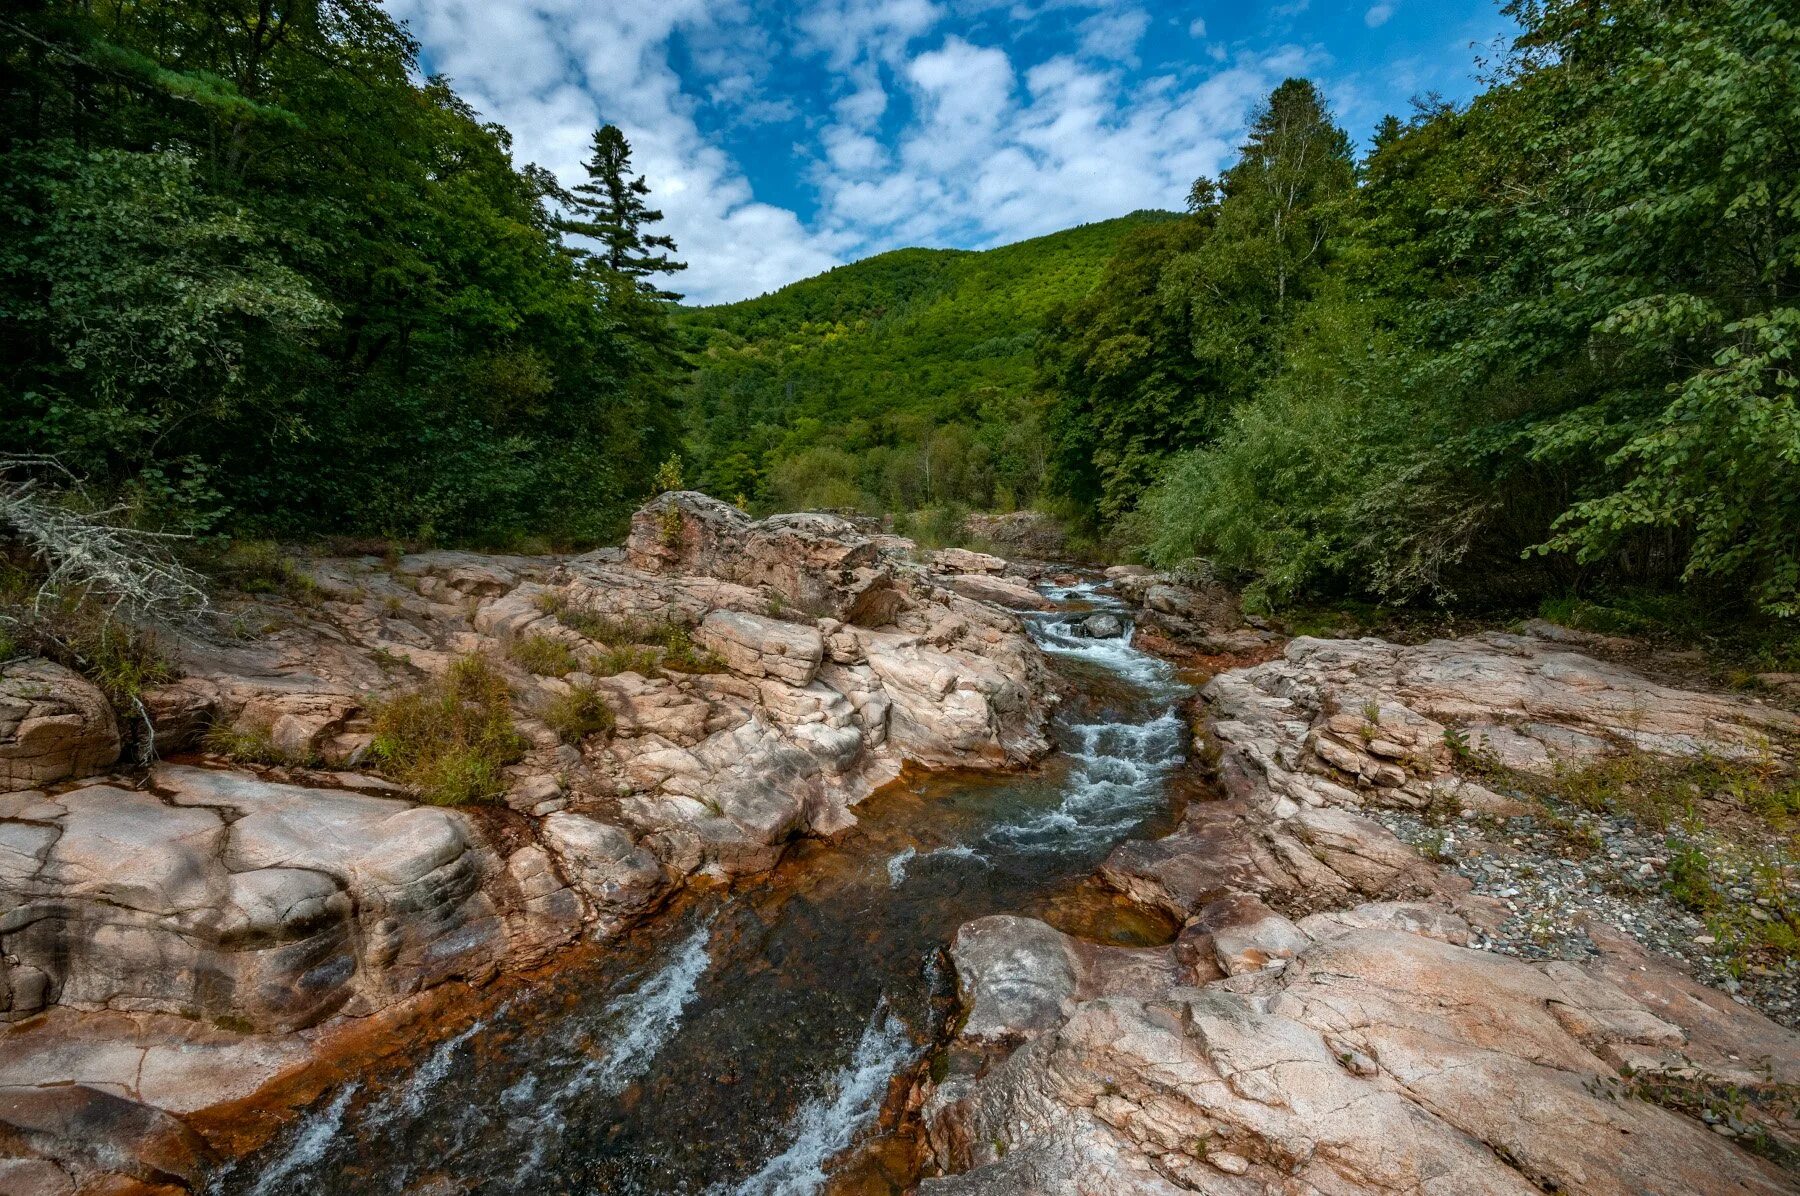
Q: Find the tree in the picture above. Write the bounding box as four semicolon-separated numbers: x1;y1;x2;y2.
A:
555;124;687;300
1041;78;1354;522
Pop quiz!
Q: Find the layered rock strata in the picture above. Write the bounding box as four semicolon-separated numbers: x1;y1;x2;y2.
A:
0;495;1055;1191
923;630;1800;1195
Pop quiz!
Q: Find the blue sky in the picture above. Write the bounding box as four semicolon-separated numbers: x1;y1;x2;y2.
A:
388;1;1516;304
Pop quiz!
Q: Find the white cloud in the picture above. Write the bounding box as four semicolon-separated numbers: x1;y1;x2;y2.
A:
1077;7;1151;62
388;0;1323;304
1365;3;1396;27
387;0;846;303
1188;17;1207;37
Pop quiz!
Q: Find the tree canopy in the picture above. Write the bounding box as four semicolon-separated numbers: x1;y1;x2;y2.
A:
1;2;684;545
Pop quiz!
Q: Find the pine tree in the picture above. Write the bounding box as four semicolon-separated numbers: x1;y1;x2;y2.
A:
555;124;687;301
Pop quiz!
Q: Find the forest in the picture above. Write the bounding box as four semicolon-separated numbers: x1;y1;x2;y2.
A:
4;0;1797;627
2;0;684;546
686;0;1798;626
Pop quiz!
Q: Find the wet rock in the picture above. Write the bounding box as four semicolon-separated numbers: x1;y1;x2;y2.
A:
539;812;666;933
0;660;119;793
1077;612;1124;639
1;766;508;1029
951;916;1082;1042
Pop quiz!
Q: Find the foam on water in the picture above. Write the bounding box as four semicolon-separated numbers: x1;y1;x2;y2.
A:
508;917;715;1183
237;1083;359;1196
720;1004;916;1196
886;843;990;888
984;587;1190;854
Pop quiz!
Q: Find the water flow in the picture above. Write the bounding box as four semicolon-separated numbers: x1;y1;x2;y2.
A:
214;578;1189;1196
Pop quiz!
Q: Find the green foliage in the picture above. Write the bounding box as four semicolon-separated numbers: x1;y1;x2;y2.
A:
0;566;174;706
2;5;680;543
541;683;614;745
1048;2;1799;619
1043;80;1355;522
680;214;1173;515
507;633;579;677
369;655;526;805
204;719;313;767
654;456;685;491
208;541;319;602
534;594;720;674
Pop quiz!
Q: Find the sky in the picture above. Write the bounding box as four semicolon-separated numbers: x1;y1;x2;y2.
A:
385;0;1518;305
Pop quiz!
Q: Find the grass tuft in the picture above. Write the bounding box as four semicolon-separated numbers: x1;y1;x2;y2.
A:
369;655;526;805
507;632;579;677
542;683;614;744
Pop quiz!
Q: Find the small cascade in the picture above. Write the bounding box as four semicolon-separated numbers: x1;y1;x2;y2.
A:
216;573;1189;1196
721;1004;917;1196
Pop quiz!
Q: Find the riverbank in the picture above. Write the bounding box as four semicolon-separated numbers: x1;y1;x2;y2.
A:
916;584;1800;1194
1;495;1075;1193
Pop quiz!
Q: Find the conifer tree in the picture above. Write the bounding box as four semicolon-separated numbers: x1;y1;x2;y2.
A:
555;124;687;301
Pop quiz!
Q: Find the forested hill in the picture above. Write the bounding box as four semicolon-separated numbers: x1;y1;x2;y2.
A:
679;212;1176;515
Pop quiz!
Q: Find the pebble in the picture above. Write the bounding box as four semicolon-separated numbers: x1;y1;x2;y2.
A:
1371;801;1799;1029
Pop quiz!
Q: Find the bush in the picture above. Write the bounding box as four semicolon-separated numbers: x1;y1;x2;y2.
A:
542;683;614;744
508;632;578;677
369;655;526;805
204;719;312;767
208;540;320;602
658;625;725;674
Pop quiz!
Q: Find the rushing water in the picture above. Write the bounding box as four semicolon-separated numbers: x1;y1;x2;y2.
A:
210;581;1191;1196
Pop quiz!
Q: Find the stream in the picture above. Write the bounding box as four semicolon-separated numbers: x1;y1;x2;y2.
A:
208;581;1191;1196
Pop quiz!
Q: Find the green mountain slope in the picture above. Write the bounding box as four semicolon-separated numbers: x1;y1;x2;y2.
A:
680;211;1177;514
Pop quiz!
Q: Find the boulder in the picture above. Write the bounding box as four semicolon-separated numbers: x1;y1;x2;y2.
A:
0;660;119;792
539;813;667;933
925;923;1798;1196
1077;612;1125;639
961;511;1066;560
695;610;823;688
939;574;1053;612
0;765;509;1029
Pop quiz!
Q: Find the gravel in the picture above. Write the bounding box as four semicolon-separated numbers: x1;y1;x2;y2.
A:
1369;801;1800;1029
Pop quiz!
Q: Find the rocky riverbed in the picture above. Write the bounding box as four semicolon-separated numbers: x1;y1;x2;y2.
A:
5;512;1799;1195
0;494;1070;1192
917;613;1800;1194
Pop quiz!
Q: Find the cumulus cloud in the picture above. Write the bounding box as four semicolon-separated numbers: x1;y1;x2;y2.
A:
1366;3;1396;27
387;0;1328;303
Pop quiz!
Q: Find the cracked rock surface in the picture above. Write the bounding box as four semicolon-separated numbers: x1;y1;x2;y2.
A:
922;629;1800;1194
0;493;1058;1192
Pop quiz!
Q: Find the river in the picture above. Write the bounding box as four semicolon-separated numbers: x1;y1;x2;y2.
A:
207;580;1192;1195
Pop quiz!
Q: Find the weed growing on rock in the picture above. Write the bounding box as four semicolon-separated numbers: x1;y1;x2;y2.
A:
208;539;321;604
508;633;579;677
370;655;526;805
658;625;725;674
536;595;722;674
203;720;315;767
542;683;614;744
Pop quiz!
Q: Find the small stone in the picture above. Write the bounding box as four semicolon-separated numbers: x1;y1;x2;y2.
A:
1207;1152;1250;1176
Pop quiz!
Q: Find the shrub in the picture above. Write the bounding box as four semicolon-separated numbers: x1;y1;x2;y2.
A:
508;632;578;677
204;719;313;767
209;539;319;602
542;683;614;744
369;655;526;805
658;625;725;674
